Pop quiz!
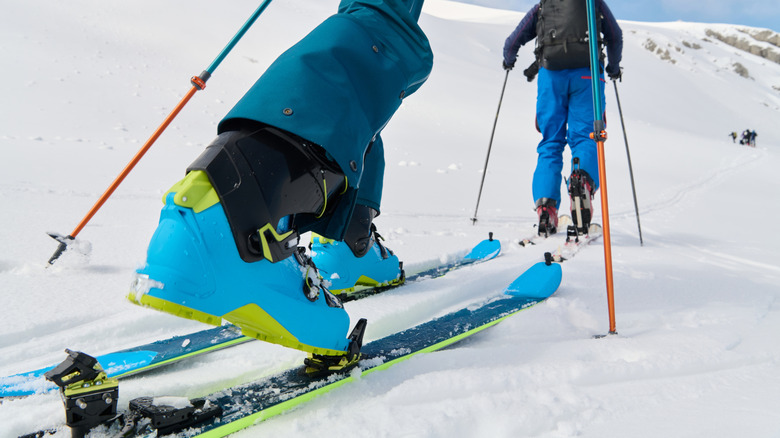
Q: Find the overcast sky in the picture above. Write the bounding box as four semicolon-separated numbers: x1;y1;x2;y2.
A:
453;0;779;32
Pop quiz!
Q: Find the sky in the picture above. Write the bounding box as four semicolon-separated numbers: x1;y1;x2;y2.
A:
454;0;780;32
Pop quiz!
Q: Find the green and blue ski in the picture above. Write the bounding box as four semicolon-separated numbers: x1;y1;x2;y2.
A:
33;253;560;437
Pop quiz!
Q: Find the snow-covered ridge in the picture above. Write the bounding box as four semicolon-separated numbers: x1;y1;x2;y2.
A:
619;21;780;99
423;0;522;24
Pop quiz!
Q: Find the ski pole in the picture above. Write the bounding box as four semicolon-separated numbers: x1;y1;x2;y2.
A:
471;69;510;224
586;0;617;335
613;80;643;246
47;0;275;265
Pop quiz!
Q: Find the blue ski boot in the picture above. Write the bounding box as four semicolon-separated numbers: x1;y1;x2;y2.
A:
310;206;404;294
128;127;366;358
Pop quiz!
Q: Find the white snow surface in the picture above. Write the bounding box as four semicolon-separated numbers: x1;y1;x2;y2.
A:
2;0;780;436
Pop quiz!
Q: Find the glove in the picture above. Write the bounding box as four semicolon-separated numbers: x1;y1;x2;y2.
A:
502;60;515;71
606;64;622;81
523;61;539;82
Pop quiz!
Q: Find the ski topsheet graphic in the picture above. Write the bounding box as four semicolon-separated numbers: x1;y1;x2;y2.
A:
28;254;561;438
1;236;501;399
1;324;251;399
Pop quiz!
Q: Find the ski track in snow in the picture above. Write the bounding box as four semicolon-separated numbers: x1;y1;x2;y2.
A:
636;146;767;219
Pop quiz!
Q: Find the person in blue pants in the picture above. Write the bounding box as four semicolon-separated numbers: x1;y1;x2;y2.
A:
130;0;433;375
503;0;622;236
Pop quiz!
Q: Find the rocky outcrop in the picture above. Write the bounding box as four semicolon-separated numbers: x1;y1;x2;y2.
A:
682;41;702;50
705;28;780;64
732;62;750;78
643;38;677;64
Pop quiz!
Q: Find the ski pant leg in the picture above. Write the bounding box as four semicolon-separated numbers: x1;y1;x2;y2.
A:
566;67;604;191
533;68;569;208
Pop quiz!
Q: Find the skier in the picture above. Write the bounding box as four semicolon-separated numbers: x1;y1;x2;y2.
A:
502;0;622;236
750;130;757;146
728;131;737;143
740;129;751;145
129;0;433;375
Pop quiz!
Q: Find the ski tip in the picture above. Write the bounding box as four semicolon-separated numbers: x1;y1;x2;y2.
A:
504;260;562;300
463;237;501;261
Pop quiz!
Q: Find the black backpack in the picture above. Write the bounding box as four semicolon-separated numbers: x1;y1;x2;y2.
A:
535;0;603;70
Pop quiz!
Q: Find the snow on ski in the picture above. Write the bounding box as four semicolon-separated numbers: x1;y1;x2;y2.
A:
1;235;501;399
27;253;561;438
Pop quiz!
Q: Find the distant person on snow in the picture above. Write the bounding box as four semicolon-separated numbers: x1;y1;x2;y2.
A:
750;130;757;146
503;0;623;237
740;129;751;145
130;0;432;376
728;132;737;143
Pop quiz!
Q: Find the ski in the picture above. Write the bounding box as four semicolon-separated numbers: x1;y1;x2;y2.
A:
552;223;603;262
1;235;501;399
31;253;561;438
344;232;501;301
1;324;251;399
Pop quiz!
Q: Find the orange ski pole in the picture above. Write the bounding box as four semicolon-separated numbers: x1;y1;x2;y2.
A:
593;131;617;334
48;0;274;265
47;84;201;264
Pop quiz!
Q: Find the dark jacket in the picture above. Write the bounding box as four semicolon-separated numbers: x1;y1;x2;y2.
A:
503;0;622;74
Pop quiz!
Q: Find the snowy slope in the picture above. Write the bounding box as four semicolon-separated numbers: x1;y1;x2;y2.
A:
1;0;780;436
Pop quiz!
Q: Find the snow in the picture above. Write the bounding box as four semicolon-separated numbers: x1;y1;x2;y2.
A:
2;0;780;436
